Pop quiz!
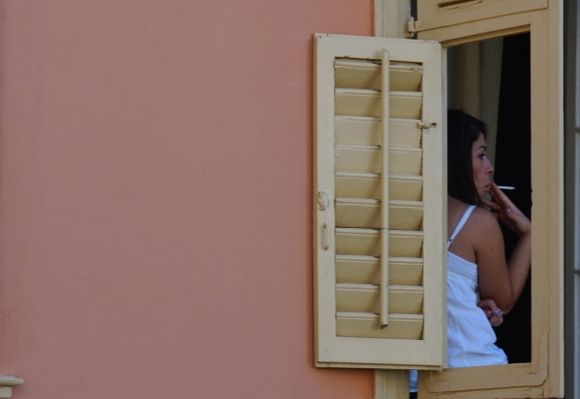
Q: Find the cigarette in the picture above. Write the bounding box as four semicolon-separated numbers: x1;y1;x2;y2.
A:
497;185;515;190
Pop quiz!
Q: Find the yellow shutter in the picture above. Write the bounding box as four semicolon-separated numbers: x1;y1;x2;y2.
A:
314;33;445;369
415;0;547;33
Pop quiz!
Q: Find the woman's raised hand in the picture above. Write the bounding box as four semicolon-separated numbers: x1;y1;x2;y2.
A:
481;183;531;236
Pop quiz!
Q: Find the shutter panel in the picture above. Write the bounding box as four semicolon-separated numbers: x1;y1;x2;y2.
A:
415;0;547;33
314;34;445;369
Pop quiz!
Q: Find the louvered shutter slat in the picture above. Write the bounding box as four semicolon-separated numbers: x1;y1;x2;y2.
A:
336;255;423;286
335;117;422;148
335;173;423;201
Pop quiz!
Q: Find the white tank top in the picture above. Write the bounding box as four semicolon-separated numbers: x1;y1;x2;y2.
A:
446;205;507;367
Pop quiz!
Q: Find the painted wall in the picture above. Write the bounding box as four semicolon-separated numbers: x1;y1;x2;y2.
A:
0;1;374;398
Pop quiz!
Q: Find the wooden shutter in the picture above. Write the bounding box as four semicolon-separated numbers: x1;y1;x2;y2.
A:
314;34;445;369
416;0;547;33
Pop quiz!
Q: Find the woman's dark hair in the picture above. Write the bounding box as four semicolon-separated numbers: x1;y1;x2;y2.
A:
447;109;487;204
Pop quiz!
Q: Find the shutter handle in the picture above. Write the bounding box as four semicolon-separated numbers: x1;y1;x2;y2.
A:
317;191;331;251
322;223;329;251
380;50;390;328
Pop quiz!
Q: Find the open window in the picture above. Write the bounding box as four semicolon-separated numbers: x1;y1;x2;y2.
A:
314;1;563;397
416;1;562;397
446;32;532;364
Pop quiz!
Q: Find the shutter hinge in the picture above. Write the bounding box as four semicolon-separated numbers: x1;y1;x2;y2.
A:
317;191;330;211
406;17;418;38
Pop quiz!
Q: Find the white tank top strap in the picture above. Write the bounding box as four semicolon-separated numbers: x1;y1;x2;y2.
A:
447;205;477;249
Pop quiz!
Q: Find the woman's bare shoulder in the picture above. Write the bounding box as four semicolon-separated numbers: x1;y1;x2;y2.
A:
469;206;502;235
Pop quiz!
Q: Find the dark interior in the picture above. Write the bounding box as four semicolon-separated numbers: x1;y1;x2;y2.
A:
492;32;531;363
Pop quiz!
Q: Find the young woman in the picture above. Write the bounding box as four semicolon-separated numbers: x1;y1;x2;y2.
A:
446;109;531;367
409;111;532;395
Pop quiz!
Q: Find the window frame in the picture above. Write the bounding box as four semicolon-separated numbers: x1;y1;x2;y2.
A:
412;3;564;398
415;0;547;33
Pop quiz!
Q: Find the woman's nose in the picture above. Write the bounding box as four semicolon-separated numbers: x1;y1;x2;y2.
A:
487;161;494;174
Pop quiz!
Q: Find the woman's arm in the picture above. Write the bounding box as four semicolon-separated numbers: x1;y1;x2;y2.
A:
475;184;531;313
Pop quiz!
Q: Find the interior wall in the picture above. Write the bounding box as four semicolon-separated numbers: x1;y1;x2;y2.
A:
0;1;374;398
493;33;532;363
447;38;503;163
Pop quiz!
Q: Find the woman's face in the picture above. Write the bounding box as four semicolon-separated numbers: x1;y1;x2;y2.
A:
472;133;494;199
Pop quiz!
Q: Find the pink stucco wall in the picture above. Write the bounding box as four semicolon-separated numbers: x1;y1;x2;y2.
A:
0;1;374;398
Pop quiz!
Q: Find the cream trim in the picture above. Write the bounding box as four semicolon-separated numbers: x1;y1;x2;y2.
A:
0;376;23;387
416;0;547;32
374;0;409;38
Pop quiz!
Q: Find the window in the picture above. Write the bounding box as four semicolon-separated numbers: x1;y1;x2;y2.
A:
416;2;562;397
447;32;532;365
315;1;563;397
